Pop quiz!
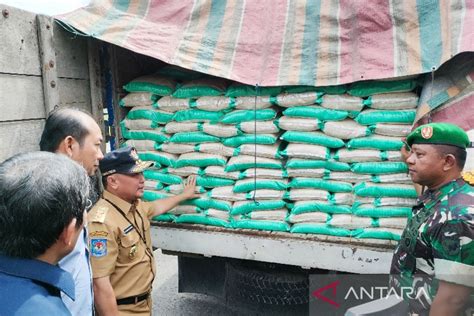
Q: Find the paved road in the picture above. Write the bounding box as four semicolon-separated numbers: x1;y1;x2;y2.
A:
151;250;306;315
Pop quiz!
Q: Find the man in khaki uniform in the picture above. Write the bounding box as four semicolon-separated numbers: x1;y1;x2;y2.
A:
88;146;199;315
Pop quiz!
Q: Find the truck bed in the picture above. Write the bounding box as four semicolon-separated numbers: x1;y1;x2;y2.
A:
151;222;396;274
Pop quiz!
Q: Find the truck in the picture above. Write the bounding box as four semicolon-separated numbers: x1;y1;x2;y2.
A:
1;2;473;312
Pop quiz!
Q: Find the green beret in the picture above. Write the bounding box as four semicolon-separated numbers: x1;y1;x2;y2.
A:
406;123;469;149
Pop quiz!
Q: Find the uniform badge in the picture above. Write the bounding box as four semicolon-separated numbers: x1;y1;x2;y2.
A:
421;126;433;139
123;224;134;235
129;244;138;259
91;238;107;257
90;230;108;238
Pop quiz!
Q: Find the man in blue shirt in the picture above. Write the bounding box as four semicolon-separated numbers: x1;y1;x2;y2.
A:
40;108;104;315
0;151;91;315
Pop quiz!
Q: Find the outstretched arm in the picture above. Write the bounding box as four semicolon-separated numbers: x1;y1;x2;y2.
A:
151;176;200;217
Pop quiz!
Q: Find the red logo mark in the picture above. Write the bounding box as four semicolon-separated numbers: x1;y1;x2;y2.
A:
311;280;340;308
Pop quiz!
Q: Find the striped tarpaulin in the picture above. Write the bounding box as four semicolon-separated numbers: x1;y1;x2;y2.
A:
56;0;474;87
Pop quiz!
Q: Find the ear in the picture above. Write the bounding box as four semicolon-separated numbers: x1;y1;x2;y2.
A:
59;218;79;248
56;136;79;158
107;175;119;190
443;154;457;171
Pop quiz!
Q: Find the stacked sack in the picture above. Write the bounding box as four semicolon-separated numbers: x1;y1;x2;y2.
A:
283;80;419;242
212;84;288;232
120;71;288;229
119;68;419;243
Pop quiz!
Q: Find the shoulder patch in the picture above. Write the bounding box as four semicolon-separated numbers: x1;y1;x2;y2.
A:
462;171;474;185
90;238;107;257
90;206;109;223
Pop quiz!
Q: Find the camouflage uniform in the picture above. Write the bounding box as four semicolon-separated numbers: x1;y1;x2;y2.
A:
390;178;474;314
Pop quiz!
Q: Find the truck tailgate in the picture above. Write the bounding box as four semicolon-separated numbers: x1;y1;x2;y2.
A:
151;222;396;274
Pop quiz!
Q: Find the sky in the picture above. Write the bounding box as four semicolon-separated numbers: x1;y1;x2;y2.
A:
0;0;90;15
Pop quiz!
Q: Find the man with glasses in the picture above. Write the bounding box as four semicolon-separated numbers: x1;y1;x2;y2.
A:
0;152;91;315
89;146;199;315
40;108;104;315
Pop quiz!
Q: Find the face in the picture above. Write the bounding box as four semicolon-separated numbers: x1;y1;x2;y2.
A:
406;144;446;188
112;172;145;203
72;118;104;176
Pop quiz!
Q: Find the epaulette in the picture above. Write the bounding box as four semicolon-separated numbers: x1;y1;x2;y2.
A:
89;206;109;223
462;171;474;185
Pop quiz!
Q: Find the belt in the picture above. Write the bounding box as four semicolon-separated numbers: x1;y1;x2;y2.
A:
116;292;149;305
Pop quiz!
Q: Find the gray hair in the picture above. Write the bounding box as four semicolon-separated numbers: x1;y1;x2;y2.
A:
0;151;90;259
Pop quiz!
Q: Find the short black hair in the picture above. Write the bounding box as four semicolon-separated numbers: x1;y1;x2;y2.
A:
0;152;90;259
39;108;92;152
435;144;467;170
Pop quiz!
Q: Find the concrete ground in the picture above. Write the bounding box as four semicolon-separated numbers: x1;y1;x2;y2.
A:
151;250;307;315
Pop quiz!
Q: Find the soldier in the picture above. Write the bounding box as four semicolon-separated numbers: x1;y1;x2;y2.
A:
40;108;104;315
391;122;473;315
89;146;199;315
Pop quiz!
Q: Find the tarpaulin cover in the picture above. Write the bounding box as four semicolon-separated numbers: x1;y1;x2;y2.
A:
56;0;474;87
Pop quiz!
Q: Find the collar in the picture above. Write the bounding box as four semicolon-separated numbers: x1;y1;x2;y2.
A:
0;254;75;300
103;190;134;215
418;178;465;210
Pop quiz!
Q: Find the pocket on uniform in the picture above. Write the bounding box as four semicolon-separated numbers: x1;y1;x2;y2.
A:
119;231;143;262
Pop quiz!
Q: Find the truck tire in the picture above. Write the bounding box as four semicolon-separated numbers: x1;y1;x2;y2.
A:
226;262;309;306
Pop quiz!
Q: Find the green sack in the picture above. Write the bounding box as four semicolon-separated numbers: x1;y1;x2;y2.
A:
232;219;290;232
175;153;227;168
233;179;288;193
143;170;182;185
151;213;177;222
142;190;171;201
175;214;230;228
290;202;351;215
182;198;232;212
283;106;348;121
353;205;411;217
355;110;416;125
226;83;282;97
169;132;220;144
138;152;176;167
123;75;176;96
196;176;235;188
283;84;347;95
220;109;277;124
354;182;417;198
348;79;417;97
222;134;277;147
172;110;224;123
280;131;344;148
356;228;401;241
119;92;155;107
290;223;361;237
122;129;169;144
126;107;174;124
172;78;228;98
289;178;352;192
231;200;287;215
351;162;408;174
346;136;403;151
225;156;282;172
156;65;204;81
286;159;351;171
